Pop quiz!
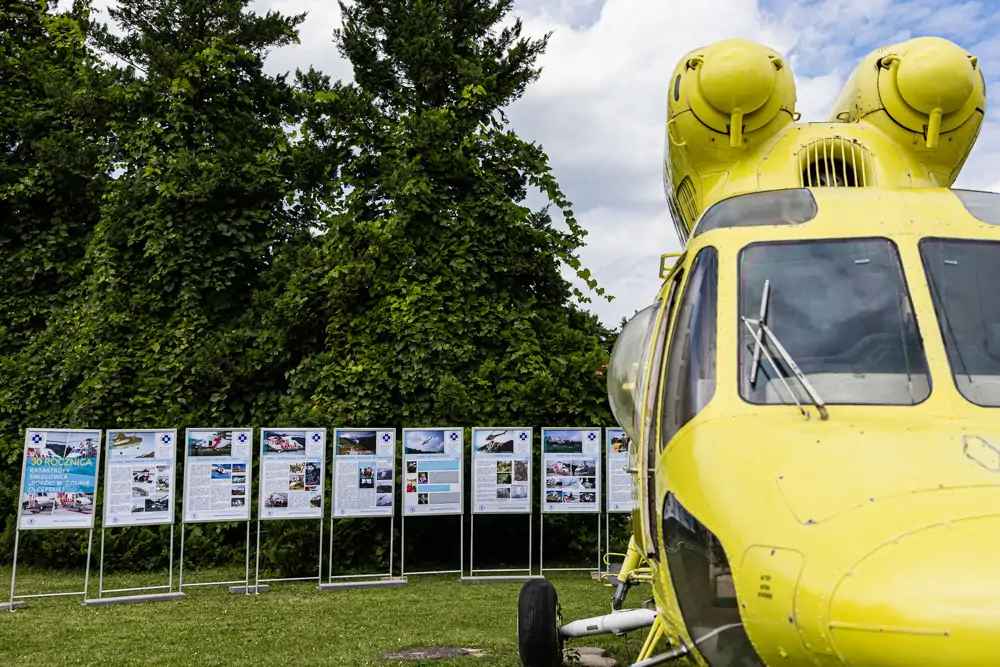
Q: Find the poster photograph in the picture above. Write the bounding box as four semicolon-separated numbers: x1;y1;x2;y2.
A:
606;428;635;513
103;429;178;527
541;428;601;513
471;427;532;514
402;428;463;515
332;428;396;517
18;429;102;530
258;428;326;520
182;428;253;523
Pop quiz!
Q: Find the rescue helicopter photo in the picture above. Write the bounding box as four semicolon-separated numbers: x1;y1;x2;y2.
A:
516;34;1000;667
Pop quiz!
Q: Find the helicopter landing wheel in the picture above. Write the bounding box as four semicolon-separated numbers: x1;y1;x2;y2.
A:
517;578;563;667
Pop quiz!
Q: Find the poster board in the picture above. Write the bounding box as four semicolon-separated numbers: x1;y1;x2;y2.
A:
470;427;532;514
332;428;396;518
182;428;253;523
103;429;178;527
402;428;463;516
541;428;601;513
258;427;326;520
606;428;635;513
18;429;102;530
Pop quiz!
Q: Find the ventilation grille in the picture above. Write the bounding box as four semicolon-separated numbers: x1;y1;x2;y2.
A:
798;137;875;188
677;176;699;225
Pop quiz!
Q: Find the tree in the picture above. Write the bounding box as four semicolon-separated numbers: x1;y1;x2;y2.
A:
0;0;321;567
274;0;617;568
0;0;111;357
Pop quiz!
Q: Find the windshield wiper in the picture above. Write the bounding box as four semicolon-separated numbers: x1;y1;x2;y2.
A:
743;280;829;421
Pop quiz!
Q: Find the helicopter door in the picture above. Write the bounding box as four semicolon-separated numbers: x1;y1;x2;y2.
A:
637;267;685;559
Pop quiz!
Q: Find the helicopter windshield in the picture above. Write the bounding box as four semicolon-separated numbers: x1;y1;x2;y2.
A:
738;237;931;406
920;238;1000;407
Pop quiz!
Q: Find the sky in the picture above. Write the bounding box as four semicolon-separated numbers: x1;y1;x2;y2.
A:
87;0;1000;329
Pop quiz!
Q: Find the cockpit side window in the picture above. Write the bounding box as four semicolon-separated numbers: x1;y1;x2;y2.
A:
660;247;719;448
920;238;1000;407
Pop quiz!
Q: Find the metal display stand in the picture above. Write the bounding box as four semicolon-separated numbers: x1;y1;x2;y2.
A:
604;427;635;574
251;427;327;594
461;427;540;584
319;427;406;591
400;427;464;578
85;428;185;606
180;521;254;594
5;428;105;612
320;516;404;591
538;427;604;576
177;428;256;594
539;512;602;575
4;527;96;612
85;525;185;606
461;513;539;583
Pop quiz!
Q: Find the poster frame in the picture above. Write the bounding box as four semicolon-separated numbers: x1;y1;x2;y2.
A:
604;427;635;574
101;428;179;528
85;428;185;607
400;427;464;578
538;426;603;576
178;427;255;594
461;426;539;583
320;427;405;591
252;426;327;594
5;428;104;612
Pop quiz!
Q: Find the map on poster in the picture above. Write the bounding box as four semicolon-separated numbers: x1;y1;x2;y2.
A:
541;428;601;513
104;429;177;527
332;428;396;517
259;428;326;520
606;428;635;513
402;428;463;515
471;427;532;514
18;429;102;530
183;428;253;523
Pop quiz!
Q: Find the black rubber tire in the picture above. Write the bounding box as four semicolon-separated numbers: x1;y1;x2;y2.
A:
517;578;563;667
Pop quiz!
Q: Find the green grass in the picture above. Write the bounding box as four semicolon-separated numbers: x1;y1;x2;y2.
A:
0;565;653;666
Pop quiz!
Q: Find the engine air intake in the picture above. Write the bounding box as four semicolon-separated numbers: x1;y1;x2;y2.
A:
798;137;875;188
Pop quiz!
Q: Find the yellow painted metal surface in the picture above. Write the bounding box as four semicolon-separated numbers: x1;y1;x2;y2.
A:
609;34;1000;667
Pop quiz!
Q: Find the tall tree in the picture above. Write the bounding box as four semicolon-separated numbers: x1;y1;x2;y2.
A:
0;0;111;356
273;0;616;568
281;0;614;429
0;0;321;565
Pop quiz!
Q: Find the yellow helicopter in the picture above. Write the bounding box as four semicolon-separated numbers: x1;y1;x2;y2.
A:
517;35;1000;667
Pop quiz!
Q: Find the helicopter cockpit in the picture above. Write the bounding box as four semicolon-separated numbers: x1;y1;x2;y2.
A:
610;186;1000;440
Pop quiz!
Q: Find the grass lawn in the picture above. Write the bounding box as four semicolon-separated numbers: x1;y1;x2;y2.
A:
0;565;654;666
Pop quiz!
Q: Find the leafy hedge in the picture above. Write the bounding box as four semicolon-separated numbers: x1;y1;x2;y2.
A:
0;0;629;576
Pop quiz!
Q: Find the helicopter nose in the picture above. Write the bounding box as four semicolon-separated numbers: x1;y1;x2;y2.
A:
827;516;1000;666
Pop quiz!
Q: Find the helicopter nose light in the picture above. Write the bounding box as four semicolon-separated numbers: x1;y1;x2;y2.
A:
827;516;1000;666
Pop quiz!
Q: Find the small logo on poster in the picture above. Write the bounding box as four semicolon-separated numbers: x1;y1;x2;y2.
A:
30;433;43;445
311;433;322;443
238;433;248;443
161;433;172;445
519;432;528;441
382;433;392;442
587;432;597;441
449;432;459;441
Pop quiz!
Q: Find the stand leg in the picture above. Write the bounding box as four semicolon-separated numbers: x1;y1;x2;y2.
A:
168;525;175;592
254;520;262;594
179;524;185;589
83;527;95;601
244;520;250;594
469;514;474;576
8;529;20;612
98;528;106;599
317;516;324;583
